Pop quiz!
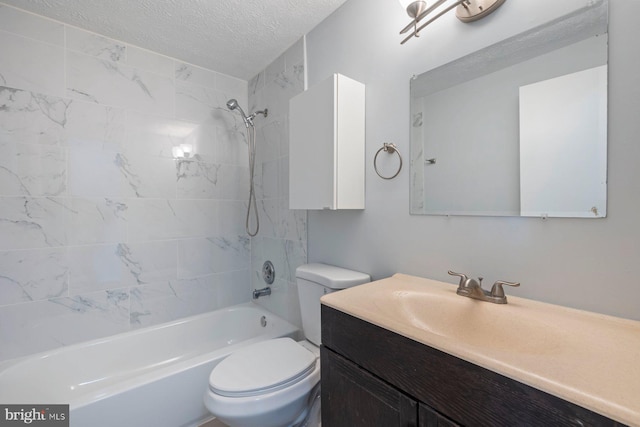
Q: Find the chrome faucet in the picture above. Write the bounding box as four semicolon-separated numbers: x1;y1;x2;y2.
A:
448;271;520;304
253;286;271;299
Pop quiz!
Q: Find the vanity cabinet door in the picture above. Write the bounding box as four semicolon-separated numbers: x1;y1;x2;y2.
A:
419;404;461;427
321;347;417;427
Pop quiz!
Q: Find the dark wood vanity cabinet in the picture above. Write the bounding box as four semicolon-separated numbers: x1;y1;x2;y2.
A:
321;348;418;426
322;347;460;427
419;404;461;427
321;305;625;427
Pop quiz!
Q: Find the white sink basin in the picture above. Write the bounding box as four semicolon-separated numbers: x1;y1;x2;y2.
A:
373;288;574;355
321;273;640;426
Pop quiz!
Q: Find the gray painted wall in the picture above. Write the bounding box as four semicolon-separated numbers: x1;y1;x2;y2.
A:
305;0;640;320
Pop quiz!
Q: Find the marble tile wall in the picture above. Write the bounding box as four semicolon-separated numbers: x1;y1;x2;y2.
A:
0;3;252;361
248;39;308;327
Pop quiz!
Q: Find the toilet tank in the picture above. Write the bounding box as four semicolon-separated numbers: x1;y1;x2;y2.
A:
296;263;370;346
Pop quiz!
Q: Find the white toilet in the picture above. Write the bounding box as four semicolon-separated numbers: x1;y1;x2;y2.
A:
203;263;370;427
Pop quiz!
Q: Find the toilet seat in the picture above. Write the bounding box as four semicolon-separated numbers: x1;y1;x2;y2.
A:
209;338;317;398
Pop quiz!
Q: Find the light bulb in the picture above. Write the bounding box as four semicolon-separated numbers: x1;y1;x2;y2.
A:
180;144;193;158
172;146;184;159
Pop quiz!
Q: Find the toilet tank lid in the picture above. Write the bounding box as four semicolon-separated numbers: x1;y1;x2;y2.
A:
296;263;370;289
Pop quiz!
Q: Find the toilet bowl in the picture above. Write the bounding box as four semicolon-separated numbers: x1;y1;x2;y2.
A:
204;338;320;427
203;263;370;427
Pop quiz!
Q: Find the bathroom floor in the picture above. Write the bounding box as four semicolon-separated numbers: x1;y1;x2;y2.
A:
199;392;321;427
198;414;321;427
199;419;228;427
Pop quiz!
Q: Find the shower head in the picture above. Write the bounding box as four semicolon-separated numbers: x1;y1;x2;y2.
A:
226;98;240;110
226;99;251;128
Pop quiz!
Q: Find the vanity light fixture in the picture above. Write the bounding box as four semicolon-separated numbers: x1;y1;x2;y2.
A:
172;143;194;159
399;0;428;37
399;0;506;44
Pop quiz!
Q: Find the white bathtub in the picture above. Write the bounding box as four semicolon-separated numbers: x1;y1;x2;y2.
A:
0;302;299;427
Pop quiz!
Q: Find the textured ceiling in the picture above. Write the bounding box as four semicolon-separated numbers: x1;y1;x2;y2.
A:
2;0;349;80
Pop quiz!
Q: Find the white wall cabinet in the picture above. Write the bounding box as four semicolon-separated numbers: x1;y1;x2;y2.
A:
289;73;365;210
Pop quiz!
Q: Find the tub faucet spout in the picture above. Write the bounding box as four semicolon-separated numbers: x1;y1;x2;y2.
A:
253;287;271;299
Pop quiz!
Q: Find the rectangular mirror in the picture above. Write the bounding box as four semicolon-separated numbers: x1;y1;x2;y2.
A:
409;0;608;218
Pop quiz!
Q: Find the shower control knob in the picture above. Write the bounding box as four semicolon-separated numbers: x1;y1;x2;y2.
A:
262;261;275;285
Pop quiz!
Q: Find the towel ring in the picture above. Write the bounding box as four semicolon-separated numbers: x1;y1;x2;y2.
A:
374;143;403;180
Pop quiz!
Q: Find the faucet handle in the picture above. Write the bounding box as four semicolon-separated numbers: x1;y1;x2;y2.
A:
448;271;468;288
490;280;520;298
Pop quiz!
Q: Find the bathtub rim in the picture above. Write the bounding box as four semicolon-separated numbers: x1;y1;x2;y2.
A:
0;302;301;409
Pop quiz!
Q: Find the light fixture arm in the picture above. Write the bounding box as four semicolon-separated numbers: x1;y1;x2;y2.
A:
401;0;466;44
400;0;448;35
399;0;507;44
